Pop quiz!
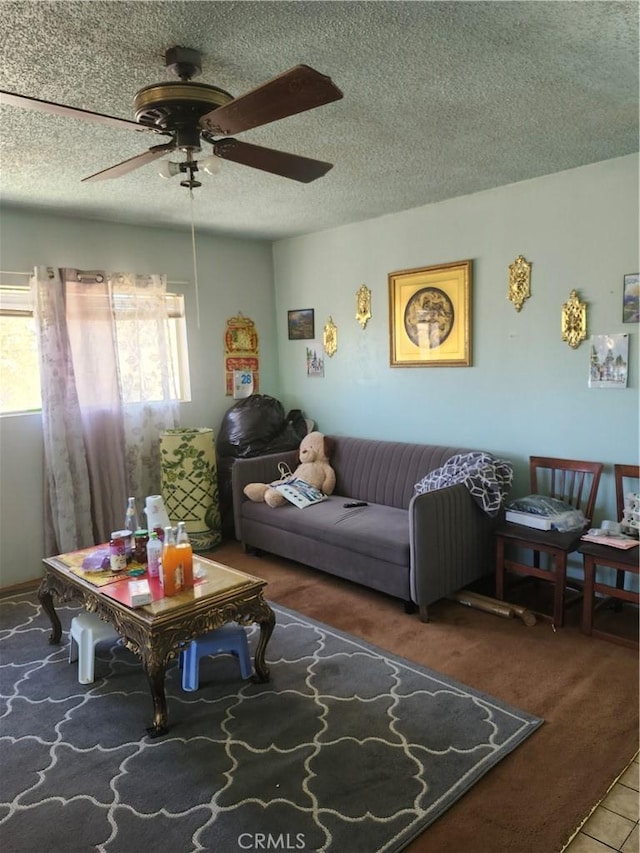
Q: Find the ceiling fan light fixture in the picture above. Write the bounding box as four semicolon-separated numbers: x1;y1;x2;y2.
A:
158;160;181;180
200;154;222;176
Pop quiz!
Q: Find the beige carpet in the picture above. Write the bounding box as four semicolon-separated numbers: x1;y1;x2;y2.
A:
207;540;639;853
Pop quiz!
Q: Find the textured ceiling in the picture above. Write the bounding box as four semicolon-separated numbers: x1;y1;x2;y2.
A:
0;1;638;241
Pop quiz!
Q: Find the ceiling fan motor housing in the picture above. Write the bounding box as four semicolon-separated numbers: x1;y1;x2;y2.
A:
133;81;233;150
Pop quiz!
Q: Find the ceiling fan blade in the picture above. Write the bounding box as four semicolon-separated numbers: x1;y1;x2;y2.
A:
200;65;343;136
81;143;175;183
0;89;163;134
213;138;333;183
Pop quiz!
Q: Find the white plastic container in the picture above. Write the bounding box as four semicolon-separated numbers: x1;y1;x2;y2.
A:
144;495;171;537
146;531;162;578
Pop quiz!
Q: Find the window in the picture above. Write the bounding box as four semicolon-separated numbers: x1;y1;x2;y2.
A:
0;285;191;415
162;292;192;405
0;286;41;413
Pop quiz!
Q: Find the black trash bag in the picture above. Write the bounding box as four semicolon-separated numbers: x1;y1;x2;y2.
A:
265;408;309;455
218;394;285;458
217;395;311;536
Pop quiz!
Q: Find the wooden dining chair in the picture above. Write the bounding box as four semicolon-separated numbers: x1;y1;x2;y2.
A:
579;464;639;648
495;456;604;628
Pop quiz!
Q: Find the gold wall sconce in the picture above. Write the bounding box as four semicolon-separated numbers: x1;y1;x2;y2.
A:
323;316;338;356
356;284;371;328
561;289;587;348
508;255;532;312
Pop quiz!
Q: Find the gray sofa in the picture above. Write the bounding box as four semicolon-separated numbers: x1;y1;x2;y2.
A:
231;435;497;621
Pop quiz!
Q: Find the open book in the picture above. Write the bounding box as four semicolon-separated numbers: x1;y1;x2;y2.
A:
273;477;327;509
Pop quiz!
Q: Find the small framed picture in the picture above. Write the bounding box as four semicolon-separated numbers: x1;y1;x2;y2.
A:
288;309;315;340
622;273;639;323
306;345;325;377
588;333;628;388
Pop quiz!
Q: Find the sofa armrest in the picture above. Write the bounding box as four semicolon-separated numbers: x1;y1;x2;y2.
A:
231;449;300;540
409;483;495;620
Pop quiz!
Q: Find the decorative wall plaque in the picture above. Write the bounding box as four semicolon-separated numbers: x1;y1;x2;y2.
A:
561;290;587;349
224;313;259;395
323;316;338;357
508;255;531;312
356;284;372;328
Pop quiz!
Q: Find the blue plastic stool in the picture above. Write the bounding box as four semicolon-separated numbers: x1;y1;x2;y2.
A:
180;623;252;691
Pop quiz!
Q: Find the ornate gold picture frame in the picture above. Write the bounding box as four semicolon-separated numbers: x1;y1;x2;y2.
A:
389;260;472;367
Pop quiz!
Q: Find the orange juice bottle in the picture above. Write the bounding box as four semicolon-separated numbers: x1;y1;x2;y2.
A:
176;521;194;589
160;526;183;596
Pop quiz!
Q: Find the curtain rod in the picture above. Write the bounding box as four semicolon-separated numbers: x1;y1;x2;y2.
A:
0;270;189;285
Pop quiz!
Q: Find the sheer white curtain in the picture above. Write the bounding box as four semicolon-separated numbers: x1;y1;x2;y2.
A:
32;267;179;555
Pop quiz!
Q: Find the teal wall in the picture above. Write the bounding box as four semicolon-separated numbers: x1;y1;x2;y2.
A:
273;155;639;528
0;154;638;587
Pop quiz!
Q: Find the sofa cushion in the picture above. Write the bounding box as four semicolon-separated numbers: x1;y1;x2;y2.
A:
328;436;470;509
240;494;410;566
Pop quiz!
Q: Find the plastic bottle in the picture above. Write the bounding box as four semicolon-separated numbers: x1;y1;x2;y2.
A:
133;529;149;564
160;526;182;596
176;521;194;589
124;497;139;553
109;531;128;572
146;531;162;578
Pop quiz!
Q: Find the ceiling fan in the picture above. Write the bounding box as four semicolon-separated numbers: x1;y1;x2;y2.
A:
0;46;343;188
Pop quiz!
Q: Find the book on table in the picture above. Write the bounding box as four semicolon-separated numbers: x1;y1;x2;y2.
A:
504;495;586;532
272;477;327;509
505;510;553;530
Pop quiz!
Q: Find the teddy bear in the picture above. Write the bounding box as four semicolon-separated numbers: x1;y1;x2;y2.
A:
243;431;336;508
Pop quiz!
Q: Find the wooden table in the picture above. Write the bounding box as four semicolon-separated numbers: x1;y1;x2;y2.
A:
38;549;276;737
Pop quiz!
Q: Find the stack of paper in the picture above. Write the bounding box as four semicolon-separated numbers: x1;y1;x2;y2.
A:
580;533;638;550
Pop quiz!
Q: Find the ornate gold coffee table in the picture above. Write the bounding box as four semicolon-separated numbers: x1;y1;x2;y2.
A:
38;550;275;737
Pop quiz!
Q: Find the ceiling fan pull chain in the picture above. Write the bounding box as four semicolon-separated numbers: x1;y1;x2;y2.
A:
189;188;201;330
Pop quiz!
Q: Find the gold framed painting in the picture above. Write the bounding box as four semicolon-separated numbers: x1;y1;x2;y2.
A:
389;259;472;367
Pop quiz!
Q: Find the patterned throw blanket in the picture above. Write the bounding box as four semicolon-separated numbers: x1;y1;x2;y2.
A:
414;452;514;517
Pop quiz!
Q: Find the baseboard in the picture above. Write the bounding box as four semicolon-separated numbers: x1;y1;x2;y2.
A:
0;578;41;598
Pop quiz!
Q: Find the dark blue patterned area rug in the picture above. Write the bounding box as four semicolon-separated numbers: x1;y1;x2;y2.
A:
0;592;542;853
